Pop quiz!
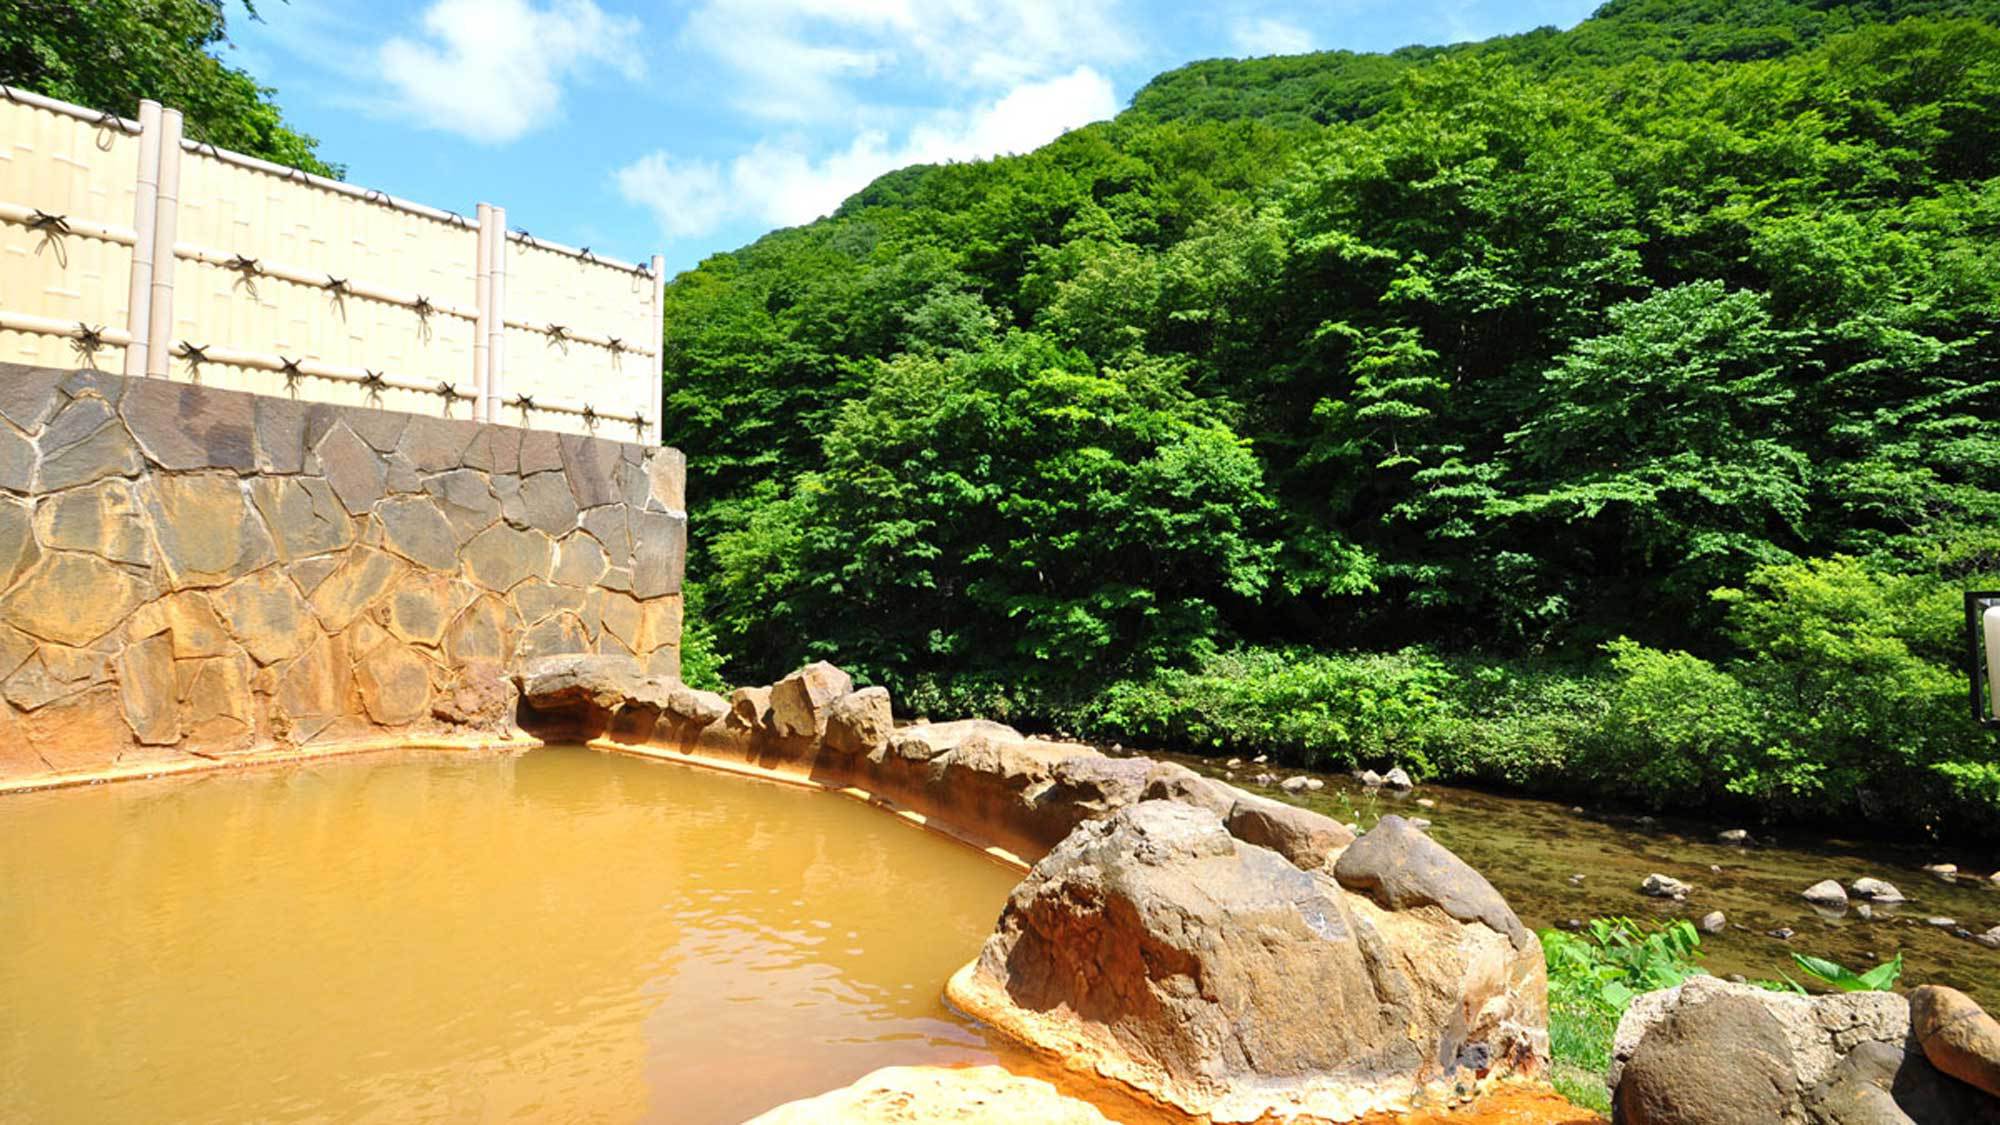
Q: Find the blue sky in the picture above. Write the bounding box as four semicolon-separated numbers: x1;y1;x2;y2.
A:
220;0;1599;275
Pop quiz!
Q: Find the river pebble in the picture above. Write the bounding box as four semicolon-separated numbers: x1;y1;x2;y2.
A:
1718;829;1753;845
1700;911;1727;934
1850;877;1905;902
1803;879;1849;907
1641;873;1690;899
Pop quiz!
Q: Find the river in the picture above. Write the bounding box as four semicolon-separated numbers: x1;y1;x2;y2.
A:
1153;752;2000;1005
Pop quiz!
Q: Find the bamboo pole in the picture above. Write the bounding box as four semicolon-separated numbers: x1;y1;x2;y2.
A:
0;83;141;132
122;100;163;377
474;202;493;423
0;203;135;246
651;254;666;444
0;310;135;345
172;242;478;321
485;205;507;423
144;108;183;378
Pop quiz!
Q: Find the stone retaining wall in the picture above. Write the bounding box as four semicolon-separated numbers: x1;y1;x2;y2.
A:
0;363;684;787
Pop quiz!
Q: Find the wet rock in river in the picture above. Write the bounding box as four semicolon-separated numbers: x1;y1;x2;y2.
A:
1849;877;1905;903
1770;927;1795;940
1976;926;2000;950
1641;873;1690;899
1383;766;1414;790
1416;797;1436;809
1804;879;1849;907
1279;775;1310;794
1928;917;1959;929
1717;828;1753;845
1700;911;1726;934
1357;768;1383;787
1304;777;1324;791
1855;903;1874;921
1925;863;1959;880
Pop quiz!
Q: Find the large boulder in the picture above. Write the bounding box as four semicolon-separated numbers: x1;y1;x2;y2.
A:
768;661;853;739
1614;991;1797;1125
946;801;1547;1123
431;661;517;731
1910;985;2000;1101
516;653;650;717
824;686;893;756
744;1065;1111;1124
727;685;772;733
1333;814;1528;949
884;718;1023;761
1611;976;2000;1124
1803;1039;2000;1125
1227;791;1355;871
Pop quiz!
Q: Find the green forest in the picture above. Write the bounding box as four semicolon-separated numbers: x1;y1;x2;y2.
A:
10;1;1999;837
660;0;2000;839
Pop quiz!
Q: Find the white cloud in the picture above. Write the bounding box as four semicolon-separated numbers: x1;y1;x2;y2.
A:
616;67;1119;240
1231;16;1315;56
682;0;1136;120
378;0;644;143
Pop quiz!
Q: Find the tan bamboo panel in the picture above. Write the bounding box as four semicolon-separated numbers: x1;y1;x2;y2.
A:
182;357;475;420
502;240;657;437
163;257;476;391
0;98;138;358
176;151;477;308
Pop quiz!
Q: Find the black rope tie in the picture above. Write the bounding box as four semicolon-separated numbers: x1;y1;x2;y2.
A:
226;254;260;299
25;210;71;268
71;323;106;368
412;295;435;343
177;341;209;382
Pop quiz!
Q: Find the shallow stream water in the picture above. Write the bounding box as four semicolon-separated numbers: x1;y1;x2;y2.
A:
0;746;1022;1124
1157;752;2000;1006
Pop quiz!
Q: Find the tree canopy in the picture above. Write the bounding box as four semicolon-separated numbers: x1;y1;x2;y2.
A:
666;0;2000;835
0;0;338;176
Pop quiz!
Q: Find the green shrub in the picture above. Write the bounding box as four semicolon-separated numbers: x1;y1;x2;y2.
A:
1587;638;1771;807
1077;647;1456;772
1717;556;1997;828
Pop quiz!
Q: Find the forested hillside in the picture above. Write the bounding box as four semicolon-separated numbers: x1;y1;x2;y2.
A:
664;0;2000;838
